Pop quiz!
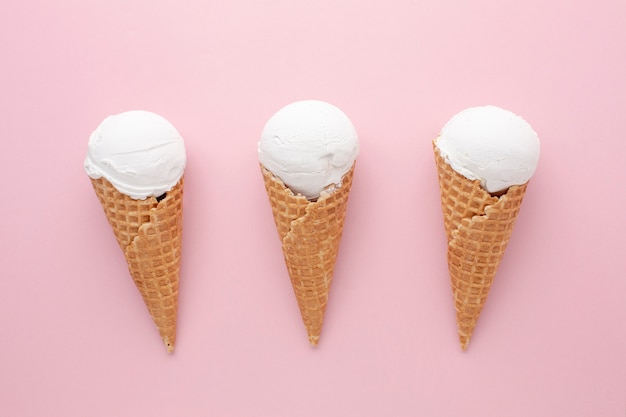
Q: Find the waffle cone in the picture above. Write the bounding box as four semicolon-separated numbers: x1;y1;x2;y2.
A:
261;164;355;346
433;142;527;350
90;176;184;353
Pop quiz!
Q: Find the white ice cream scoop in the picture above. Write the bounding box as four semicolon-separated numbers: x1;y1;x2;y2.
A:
258;100;359;200
84;110;186;200
435;105;540;194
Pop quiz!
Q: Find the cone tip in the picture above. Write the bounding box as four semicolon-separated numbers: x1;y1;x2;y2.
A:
163;336;175;353
459;336;470;351
308;335;320;347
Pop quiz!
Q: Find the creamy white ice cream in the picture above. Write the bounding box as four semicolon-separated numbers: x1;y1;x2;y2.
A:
435;105;540;194
84;110;186;200
258;100;359;200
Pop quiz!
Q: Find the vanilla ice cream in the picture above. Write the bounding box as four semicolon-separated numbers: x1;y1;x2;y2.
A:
258;100;359;200
435;105;540;194
84;110;186;200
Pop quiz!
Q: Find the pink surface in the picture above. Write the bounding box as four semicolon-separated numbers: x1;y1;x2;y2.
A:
1;0;625;415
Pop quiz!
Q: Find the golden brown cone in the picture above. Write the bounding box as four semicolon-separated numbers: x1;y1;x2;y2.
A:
261;164;355;346
90;176;184;353
433;142;527;350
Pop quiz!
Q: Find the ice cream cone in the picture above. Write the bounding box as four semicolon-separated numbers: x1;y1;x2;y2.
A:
90;175;184;353
434;142;527;350
261;163;355;346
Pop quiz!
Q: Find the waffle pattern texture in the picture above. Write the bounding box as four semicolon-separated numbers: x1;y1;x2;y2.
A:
433;143;527;350
90;176;184;353
261;164;355;346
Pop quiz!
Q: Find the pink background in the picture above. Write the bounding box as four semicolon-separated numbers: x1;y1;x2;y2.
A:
1;0;625;415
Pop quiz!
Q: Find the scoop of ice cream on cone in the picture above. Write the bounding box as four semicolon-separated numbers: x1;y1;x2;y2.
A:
85;110;186;353
435;105;540;194
85;110;186;200
259;100;359;200
433;105;539;350
259;100;359;346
